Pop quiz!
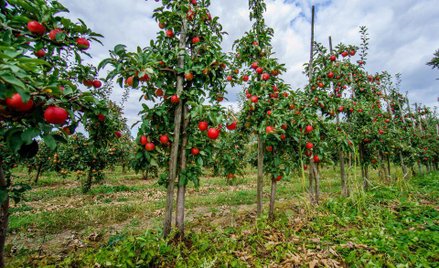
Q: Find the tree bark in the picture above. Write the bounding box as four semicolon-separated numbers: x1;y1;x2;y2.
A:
34;162;43;184
312;163;320;204
359;144;369;190
0;158;9;268
329;36;348;197
386;155;391;179
268;179;277;220
256;135;264;216
176;104;189;238
308;164;314;204
163;17;187;238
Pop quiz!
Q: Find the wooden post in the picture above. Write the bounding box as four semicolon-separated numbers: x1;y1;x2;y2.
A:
163;17;187;238
307;6;320;204
414;103;423;175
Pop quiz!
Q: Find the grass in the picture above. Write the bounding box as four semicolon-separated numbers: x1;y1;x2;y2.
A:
5;166;439;267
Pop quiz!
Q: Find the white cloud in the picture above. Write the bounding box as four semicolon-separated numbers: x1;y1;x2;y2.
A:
59;0;439;135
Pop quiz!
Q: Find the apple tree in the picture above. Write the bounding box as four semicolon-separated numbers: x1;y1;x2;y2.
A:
0;0;107;265
100;0;229;237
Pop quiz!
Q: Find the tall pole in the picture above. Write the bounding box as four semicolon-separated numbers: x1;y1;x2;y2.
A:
308;6;319;204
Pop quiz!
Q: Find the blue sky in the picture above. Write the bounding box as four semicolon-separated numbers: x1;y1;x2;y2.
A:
59;0;439;133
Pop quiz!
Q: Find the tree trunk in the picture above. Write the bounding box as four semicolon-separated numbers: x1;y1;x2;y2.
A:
176;104;189;238
386;155;391;179
34;162;43;184
378;152;385;181
312;162;320;204
308;164;314;204
411;166;416;177
163;17;187;238
0;158;9;268
359;144;369;190
400;151;408;178
339;150;348;196
256;135;264;216
268;179;277;221
329;36;348;197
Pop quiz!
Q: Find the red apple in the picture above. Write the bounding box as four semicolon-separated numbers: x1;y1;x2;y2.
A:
170;95;180;104
256;67;263;74
226;121;237;130
242;75;249;82
83;80;93;87
139;74;150;82
159;134;169;144
115;131;122;138
266;126;274;134
261;73;270;81
305;142;313;150
266;145;273;152
313;155;320;163
250;95;258;103
140;135;148;145
27;21;46;35
145;142;155;151
49;28;63;41
198;121;208;131
44;106;68;125
97;113;105;122
330;55;336;61
34;49;46;58
76;38;90;50
191;147;200;155
92;80;102;88
192;36;200;44
5;93;33;112
184;72;194;81
152;89;163;97
207;128;220;140
327;72;334;79
166;29;174;38
305;125;313;133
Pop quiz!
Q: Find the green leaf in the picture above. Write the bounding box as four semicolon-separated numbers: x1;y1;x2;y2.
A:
21;128;40;145
0;73;26;89
43;135;57;150
114;44;127;56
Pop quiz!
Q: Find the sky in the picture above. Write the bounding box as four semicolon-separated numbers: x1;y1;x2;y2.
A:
59;0;439;134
